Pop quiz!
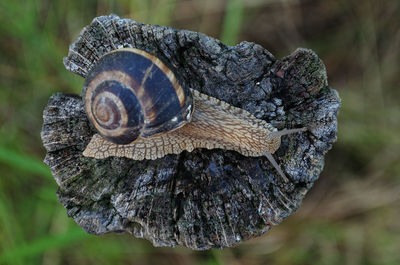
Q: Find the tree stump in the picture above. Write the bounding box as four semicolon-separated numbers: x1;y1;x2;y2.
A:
41;14;340;250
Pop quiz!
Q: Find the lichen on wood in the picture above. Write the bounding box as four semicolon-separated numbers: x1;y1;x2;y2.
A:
41;14;340;250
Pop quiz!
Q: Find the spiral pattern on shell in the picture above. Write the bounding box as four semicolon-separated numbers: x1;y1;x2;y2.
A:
83;48;193;145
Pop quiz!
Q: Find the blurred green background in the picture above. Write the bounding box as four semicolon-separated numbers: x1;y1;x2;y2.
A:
0;0;399;264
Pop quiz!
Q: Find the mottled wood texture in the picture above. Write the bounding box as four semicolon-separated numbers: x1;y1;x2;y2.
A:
41;14;341;250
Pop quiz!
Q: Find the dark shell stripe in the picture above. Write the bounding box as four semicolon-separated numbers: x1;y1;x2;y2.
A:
105;48;193;138
110;48;187;106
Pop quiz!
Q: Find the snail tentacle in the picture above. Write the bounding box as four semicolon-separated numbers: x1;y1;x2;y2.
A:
267;128;307;139
263;151;289;183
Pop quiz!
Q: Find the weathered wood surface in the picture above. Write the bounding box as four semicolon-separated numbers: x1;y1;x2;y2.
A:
41;14;340;250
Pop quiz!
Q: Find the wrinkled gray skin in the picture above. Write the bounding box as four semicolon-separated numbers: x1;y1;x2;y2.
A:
41;14;340;250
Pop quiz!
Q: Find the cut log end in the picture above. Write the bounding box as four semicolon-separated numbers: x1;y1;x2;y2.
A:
41;14;341;250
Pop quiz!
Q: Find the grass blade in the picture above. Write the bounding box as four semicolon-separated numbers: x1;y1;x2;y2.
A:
220;0;244;45
0;146;52;180
0;227;90;263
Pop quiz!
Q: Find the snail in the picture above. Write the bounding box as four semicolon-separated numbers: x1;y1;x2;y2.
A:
82;48;305;182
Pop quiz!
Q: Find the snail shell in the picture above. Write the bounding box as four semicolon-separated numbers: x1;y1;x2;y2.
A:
83;48;305;181
83;48;193;144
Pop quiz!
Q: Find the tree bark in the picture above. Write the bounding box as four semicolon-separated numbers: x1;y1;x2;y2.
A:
41;14;340;250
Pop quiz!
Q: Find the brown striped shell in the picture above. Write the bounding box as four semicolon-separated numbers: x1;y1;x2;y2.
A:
83;48;193;145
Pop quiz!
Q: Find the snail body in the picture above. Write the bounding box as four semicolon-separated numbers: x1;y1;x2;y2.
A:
82;48;305;181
